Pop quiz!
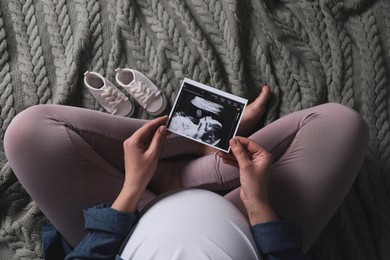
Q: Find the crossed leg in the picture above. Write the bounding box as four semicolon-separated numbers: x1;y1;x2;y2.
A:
4;91;368;251
170;103;368;251
3;98;267;247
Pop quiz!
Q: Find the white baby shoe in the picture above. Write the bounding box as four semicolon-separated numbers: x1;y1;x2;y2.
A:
84;71;134;117
115;68;167;116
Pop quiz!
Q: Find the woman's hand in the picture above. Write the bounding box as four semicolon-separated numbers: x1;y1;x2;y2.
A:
112;116;168;213
218;136;277;225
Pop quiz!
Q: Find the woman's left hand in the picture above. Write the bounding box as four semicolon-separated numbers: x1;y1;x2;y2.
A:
112;116;168;213
219;136;277;225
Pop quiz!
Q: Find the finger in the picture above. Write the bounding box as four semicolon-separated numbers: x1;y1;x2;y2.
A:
147;125;167;157
217;151;236;161
132;116;168;143
233;136;266;155
229;138;252;167
222;157;239;168
234;137;273;170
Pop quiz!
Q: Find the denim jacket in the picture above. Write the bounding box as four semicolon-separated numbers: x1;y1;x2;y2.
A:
43;204;309;260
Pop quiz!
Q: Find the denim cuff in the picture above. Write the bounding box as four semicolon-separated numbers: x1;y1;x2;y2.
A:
251;220;302;254
42;223;73;258
84;203;139;237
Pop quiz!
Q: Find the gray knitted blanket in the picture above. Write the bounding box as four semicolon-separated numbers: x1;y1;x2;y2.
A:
1;0;389;259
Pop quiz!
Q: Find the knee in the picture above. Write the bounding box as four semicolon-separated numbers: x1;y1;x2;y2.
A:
318;103;369;150
4;105;51;163
323;103;368;132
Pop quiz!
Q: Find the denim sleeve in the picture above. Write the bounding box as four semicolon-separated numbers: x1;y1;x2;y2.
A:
251;220;310;260
65;203;138;260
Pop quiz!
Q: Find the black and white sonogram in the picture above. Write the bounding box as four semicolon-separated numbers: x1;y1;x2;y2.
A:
166;78;247;152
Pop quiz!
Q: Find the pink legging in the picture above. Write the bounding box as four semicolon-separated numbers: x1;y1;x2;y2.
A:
4;103;368;251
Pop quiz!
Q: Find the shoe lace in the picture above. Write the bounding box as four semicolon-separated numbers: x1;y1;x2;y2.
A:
101;86;128;112
128;81;160;108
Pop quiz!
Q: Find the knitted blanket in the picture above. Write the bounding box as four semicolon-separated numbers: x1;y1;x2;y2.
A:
0;0;389;259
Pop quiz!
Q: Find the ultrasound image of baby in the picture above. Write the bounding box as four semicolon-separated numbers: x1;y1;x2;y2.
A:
169;97;223;146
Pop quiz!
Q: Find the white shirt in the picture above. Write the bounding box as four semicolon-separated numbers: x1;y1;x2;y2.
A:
120;189;261;260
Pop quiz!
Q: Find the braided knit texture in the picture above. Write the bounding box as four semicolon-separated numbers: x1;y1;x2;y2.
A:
0;0;389;259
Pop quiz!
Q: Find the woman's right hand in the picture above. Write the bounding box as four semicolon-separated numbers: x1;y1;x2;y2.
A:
112;116;168;213
219;136;277;225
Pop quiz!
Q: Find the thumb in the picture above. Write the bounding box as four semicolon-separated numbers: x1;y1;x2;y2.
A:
148;125;167;157
230;139;251;168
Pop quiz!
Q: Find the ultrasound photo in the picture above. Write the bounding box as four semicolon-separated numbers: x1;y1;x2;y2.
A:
167;78;247;152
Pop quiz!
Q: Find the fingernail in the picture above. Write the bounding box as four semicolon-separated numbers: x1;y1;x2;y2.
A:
159;125;166;134
230;139;238;146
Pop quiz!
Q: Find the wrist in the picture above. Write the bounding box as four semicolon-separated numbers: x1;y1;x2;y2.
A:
111;186;142;213
246;201;278;226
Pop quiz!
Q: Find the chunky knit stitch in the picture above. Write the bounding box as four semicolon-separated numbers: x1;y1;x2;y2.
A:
0;0;389;259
